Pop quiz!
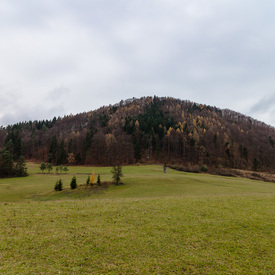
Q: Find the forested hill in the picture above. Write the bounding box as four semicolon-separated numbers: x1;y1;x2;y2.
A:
1;96;275;171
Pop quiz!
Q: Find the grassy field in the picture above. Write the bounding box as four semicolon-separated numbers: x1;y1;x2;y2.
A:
0;164;274;274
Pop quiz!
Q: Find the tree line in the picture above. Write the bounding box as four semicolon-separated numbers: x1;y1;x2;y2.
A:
0;96;275;172
0;149;27;178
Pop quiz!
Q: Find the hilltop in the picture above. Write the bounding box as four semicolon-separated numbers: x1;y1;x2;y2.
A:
1;96;275;172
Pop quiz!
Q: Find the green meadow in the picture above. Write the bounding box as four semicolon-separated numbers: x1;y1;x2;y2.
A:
0;164;274;274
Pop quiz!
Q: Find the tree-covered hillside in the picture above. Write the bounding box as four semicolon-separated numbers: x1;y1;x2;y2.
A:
1;96;275;171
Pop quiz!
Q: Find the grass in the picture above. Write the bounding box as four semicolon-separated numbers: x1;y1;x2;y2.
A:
0;163;274;273
0;163;113;202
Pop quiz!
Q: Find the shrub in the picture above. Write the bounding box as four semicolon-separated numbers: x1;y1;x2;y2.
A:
54;179;63;191
86;176;90;185
200;165;208;172
70;176;77;189
186;163;200;173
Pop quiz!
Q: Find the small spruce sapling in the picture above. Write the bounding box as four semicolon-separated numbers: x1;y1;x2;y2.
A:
86;176;90;185
70;176;77;189
97;174;101;186
54;179;63;191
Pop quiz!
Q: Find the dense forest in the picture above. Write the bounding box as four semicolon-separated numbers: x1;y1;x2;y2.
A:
0;96;275;172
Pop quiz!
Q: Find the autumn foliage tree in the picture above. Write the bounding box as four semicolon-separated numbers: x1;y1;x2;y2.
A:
1;96;275;172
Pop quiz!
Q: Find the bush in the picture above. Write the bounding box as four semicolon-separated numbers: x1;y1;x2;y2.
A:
54;179;63;191
70;176;77;189
186;163;200;173
200;165;208;172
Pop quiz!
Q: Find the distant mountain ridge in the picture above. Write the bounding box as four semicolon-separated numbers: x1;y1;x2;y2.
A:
1;96;275;171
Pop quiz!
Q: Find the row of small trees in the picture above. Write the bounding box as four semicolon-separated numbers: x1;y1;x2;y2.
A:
54;165;123;191
40;162;69;174
54;175;100;191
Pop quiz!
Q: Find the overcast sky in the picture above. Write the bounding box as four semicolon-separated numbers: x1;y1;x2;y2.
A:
1;0;275;127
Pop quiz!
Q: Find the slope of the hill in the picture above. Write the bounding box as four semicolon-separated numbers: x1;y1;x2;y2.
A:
1;96;275;171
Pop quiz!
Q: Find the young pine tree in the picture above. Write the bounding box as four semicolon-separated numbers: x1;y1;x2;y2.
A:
111;165;123;185
86;176;90;185
97;174;101;186
54;179;63;191
70;176;77;189
15;156;28;177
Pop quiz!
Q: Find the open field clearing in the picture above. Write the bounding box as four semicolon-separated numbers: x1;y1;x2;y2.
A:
0;163;274;202
0;164;274;273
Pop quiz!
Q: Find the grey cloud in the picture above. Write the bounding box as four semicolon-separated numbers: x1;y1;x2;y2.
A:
46;86;70;101
1;0;275;126
0;89;21;108
250;94;275;114
0;103;66;126
0;1;55;31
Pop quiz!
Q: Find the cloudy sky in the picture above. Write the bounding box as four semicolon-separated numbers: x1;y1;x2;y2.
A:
1;0;275;126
